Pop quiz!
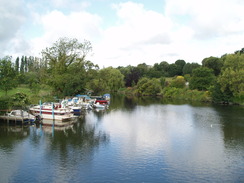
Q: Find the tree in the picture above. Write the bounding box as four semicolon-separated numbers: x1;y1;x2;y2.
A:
137;63;149;77
15;57;19;72
20;56;25;73
118;65;142;87
170;76;186;88
24;56;28;72
137;77;161;96
87;67;124;94
202;56;223;76
148;61;170;78
0;56;17;95
218;54;244;100
210;82;233;103
168;64;178;77
189;67;215;90
183;62;201;75
41;37;92;96
175;59;186;75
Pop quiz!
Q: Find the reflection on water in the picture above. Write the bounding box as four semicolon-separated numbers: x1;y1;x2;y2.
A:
0;96;243;183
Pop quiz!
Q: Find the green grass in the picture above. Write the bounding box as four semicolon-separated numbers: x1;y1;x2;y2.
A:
0;84;53;104
0;86;32;96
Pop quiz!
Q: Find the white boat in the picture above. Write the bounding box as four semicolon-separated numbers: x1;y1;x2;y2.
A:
0;110;36;124
29;103;75;122
30;103;71;115
93;102;107;109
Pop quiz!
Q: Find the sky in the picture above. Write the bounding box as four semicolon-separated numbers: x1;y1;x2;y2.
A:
1;0;244;68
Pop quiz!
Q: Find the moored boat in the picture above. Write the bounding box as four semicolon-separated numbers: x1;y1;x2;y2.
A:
29;103;75;123
95;97;109;105
0;110;37;124
93;102;107;109
29;103;72;116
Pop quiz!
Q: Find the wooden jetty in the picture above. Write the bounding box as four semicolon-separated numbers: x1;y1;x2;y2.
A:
0;110;36;125
0;114;34;125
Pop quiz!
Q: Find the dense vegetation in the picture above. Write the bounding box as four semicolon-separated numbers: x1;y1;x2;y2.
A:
0;37;243;108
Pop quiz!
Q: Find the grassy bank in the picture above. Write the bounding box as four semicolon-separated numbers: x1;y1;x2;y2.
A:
0;85;53;110
119;86;212;103
162;87;211;102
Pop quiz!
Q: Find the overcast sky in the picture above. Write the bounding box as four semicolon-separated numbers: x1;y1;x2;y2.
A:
1;0;244;67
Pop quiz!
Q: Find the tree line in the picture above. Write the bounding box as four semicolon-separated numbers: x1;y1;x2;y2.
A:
0;37;243;104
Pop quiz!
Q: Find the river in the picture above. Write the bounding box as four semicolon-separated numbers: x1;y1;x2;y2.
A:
0;96;243;183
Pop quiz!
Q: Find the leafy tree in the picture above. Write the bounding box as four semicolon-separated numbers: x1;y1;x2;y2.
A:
147;66;162;78
175;59;186;75
168;64;178;77
218;54;244;100
87;67;124;95
137;77;161;96
170;76;186;88
210;82;233;103
41;37;92;96
137;63;149;77
147;61;170;78
183;62;201;75
234;47;244;55
20;56;25;73
24;56;28;72
160;77;166;88
0;56;17;95
202;56;223;76
15;57;19;72
118;65;142;87
159;61;170;76
189;67;215;90
11;92;29;106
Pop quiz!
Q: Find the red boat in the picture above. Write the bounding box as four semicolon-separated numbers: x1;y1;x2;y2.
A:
95;98;109;104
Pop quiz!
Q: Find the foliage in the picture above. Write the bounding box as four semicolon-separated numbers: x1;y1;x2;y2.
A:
184;74;191;82
218;54;244;101
160;77;166;88
168;64;178;77
0;96;12;111
1;38;243;105
136;77;161;96
170;76;186;88
209;82;233;103
11;92;30;107
162;87;211;102
118;64;149;87
87;67;124;95
0;56;17;95
202;56;223;76
175;59;186;75
41;37;93;96
183;62;201;75
189;67;215;91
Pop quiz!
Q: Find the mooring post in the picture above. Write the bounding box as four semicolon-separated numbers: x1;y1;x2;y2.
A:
39;100;42;117
52;102;55;126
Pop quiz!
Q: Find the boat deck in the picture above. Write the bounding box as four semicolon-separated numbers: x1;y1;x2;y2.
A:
0;115;33;124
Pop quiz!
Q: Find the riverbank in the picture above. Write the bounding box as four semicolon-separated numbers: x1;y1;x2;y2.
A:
119;86;244;105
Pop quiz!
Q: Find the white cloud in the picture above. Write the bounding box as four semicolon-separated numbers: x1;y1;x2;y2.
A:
91;2;174;67
30;10;103;57
162;0;244;63
1;0;244;67
0;0;28;57
165;0;244;38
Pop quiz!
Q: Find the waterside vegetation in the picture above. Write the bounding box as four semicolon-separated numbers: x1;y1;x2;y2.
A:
0;37;243;110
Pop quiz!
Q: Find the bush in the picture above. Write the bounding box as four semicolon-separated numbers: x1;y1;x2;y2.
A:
162;87;212;102
170;76;186;88
137;78;162;96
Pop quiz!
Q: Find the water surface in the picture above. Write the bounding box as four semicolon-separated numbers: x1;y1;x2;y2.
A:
0;96;243;183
